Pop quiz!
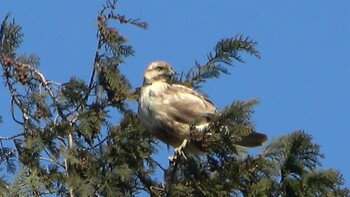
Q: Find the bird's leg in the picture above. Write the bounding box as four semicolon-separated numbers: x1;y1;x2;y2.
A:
168;139;189;165
175;139;189;159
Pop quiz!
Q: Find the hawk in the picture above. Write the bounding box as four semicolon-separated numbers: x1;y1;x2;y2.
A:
138;61;267;153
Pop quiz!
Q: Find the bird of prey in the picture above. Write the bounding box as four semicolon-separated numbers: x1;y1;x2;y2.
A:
138;61;267;153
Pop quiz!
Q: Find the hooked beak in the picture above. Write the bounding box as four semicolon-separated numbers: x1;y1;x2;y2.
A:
167;69;176;76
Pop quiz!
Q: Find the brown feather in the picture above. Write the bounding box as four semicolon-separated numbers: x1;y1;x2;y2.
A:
162;84;216;125
138;61;268;153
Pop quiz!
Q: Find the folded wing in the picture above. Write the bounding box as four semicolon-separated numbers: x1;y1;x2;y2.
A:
162;84;216;125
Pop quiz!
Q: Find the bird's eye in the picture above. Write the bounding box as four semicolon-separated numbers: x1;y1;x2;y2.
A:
156;67;163;72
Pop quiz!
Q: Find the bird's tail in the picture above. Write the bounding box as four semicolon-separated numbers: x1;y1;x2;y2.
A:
236;132;268;147
197;124;268;148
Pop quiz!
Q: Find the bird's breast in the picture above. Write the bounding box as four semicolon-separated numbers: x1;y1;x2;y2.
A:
138;82;169;128
140;82;169;106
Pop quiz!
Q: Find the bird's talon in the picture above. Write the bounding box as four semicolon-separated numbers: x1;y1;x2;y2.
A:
168;139;189;165
168;155;175;163
176;139;189;158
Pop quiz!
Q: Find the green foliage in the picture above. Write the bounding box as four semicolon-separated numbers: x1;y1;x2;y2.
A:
0;1;349;197
158;130;349;196
98;63;131;106
265;131;324;177
263;131;348;196
177;35;260;89
61;77;89;107
203;99;259;154
0;14;23;58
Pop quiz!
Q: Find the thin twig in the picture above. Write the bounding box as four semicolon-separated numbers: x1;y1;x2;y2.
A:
43;148;65;168
85;136;108;151
0;132;25;140
7;60;75;197
29;64;66;119
39;156;56;163
10;99;23;125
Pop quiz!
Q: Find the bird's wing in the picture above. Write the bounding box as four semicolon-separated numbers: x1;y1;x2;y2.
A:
161;84;216;125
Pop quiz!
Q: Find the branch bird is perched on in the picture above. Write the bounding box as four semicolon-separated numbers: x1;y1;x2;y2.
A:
138;61;267;153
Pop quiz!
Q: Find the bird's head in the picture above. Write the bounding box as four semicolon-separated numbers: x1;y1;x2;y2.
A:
143;61;175;85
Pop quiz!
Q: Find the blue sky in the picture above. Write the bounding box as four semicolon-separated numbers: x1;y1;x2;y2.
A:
1;0;350;189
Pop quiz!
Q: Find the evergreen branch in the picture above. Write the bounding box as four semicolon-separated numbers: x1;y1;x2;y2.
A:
39;156;55;164
265;131;324;174
99;0;148;29
182;34;260;88
42;148;65;169
0;14;23;57
107;14;148;29
3;57;67;124
7;74;28;125
1;17;77;195
84;37;103;105
100;0;118;14
1;3;349;197
84;0;146;107
214;35;260;63
0;14;10;46
84;135;109;151
0;140;17;174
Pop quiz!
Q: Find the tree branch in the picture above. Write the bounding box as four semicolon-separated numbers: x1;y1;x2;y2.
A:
0;132;24;141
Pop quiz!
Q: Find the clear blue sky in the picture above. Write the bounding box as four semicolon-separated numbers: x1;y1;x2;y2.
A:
1;0;350;189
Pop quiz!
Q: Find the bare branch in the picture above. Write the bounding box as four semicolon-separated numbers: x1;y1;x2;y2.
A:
0;132;24;141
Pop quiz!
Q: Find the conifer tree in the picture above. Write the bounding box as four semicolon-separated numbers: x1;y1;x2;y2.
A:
0;1;349;196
